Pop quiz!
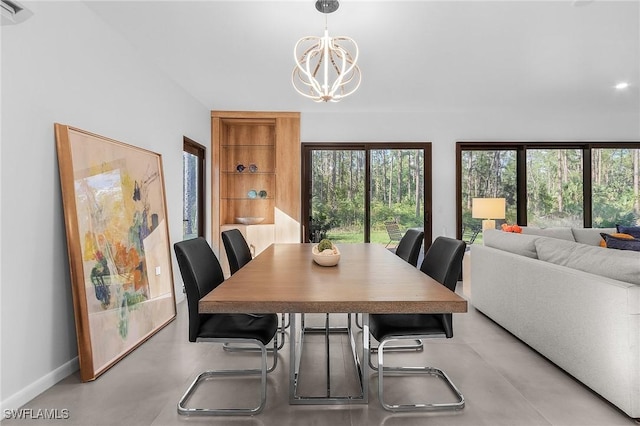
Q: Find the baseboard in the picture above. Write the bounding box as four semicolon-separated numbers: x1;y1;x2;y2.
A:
0;357;78;418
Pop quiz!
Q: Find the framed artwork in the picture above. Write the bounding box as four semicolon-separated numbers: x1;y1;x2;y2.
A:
55;124;176;381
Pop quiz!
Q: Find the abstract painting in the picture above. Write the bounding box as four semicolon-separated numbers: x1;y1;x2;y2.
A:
55;124;176;381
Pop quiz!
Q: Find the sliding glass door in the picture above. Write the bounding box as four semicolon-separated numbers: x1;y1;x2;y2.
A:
308;148;366;242
302;143;432;249
369;149;425;244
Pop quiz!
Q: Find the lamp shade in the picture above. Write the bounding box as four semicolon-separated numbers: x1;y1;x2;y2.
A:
472;198;506;220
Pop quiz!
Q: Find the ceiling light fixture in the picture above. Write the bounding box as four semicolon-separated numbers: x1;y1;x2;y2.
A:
615;82;629;90
292;0;361;102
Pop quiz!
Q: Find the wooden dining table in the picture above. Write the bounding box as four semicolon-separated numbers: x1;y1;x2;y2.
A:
199;243;468;405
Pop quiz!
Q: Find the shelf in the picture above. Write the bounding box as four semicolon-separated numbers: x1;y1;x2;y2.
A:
221;197;273;200
222;144;275;148
222;171;275;175
221;145;275;173
222;223;275;227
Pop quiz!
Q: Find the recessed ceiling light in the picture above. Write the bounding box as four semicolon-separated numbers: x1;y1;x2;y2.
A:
615;82;629;90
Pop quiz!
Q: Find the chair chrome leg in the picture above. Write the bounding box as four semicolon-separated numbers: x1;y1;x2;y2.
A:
178;337;277;416
223;332;284;353
370;339;423;354
375;337;464;412
356;313;424;353
280;313;290;330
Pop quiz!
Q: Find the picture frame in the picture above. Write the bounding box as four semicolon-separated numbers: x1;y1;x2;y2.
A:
55;124;176;381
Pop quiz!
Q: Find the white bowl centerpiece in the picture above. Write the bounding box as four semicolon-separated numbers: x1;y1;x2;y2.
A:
312;239;340;267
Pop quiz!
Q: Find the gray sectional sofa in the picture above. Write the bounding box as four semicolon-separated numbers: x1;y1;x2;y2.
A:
471;227;640;419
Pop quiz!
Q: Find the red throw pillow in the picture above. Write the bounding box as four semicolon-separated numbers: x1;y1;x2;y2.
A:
501;224;522;233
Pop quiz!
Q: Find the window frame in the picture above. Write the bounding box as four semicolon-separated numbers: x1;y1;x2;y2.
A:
456;141;640;239
302;142;432;249
183;136;206;239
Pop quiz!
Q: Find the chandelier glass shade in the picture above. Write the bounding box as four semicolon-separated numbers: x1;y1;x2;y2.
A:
292;2;361;102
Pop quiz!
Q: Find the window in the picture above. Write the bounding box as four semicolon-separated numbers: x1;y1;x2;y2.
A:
457;142;640;240
526;148;583;227
303;143;432;249
183;137;205;240
460;149;517;242
592;148;640;227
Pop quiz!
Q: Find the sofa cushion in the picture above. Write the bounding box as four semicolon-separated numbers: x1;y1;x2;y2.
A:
616;224;640;239
599;232;635;247
601;233;640;252
535;237;640;285
483;229;539;258
521;227;575;241
572;227;616;246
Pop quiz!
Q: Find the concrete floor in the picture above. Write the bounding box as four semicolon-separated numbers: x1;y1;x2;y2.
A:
4;279;638;426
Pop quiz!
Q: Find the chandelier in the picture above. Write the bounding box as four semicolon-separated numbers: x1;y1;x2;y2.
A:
292;0;361;102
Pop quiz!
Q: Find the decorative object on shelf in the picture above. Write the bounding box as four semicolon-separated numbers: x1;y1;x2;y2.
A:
258;190;268;198
235;217;265;225
236;163;246;172
292;0;361;103
247;190;258;199
472;197;506;231
248;163;258;173
312;238;340;266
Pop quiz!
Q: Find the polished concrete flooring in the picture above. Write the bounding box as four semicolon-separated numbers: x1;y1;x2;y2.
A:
5;280;639;426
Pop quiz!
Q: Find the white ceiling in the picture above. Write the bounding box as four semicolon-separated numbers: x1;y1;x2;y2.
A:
84;0;639;116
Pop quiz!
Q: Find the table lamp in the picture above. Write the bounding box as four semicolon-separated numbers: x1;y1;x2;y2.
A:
472;198;506;231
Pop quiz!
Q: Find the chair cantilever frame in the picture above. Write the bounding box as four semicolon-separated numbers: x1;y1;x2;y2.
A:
372;334;464;412
178;334;278;416
174;237;279;416
368;236;466;412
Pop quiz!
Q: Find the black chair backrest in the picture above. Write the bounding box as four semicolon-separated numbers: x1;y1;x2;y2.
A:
221;229;252;275
420;236;466;292
394;228;424;267
419;236;466;338
174;237;225;342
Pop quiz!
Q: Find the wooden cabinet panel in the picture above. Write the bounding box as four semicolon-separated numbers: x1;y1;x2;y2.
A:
212;111;301;255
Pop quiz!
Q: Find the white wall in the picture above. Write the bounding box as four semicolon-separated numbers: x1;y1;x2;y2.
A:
0;2;209;411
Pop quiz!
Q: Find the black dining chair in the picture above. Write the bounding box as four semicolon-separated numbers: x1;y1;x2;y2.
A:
393;228;424;267
173;237;279;416
221;229;253;276
356;229;425;331
368;236;466;412
221;229;287;350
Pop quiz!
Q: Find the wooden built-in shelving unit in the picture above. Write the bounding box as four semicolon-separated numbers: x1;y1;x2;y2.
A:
212;111;301;276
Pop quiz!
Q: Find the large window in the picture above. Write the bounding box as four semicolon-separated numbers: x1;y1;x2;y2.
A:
460;150;517;242
303;143;432;249
457;142;640;241
526;148;583;227
592;148;640;227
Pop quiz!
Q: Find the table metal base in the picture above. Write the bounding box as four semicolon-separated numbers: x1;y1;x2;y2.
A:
289;313;369;405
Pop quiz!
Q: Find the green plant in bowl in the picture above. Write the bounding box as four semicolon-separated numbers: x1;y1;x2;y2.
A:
317;239;333;251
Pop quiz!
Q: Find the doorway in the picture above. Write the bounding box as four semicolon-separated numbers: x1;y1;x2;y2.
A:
302;143;432;250
183;137;205;240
